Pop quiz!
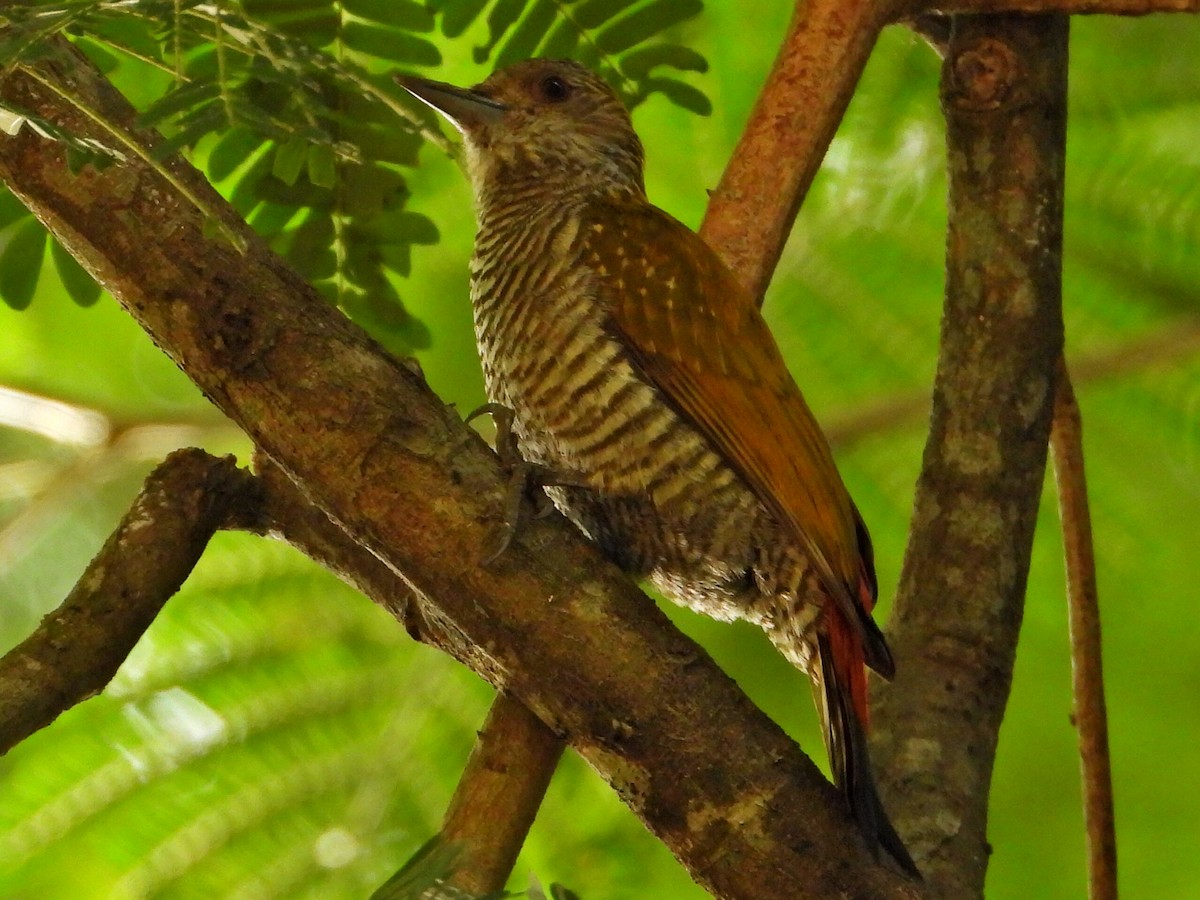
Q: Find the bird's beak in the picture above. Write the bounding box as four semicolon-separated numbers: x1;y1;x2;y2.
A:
396;74;508;134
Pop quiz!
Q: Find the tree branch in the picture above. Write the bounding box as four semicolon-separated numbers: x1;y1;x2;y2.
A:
439;693;565;895
0;448;259;755
698;0;889;302
255;458;567;895
1050;359;1117;900
898;0;1200;14
0;39;917;900
871;17;1069;898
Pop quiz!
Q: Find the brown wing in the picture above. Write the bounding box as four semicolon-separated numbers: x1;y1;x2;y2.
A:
589;201;893;676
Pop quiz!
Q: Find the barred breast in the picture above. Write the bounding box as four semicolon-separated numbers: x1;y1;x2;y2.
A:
470;194;823;669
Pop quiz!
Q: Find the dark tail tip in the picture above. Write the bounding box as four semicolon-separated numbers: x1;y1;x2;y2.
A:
841;702;923;879
818;636;922;880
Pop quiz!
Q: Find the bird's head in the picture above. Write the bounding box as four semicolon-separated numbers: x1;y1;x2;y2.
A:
397;59;646;203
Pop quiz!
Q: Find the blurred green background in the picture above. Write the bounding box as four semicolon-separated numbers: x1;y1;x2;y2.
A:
2;4;1198;898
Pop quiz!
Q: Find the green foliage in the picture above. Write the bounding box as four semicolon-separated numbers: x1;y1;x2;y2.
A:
0;533;490;899
430;0;710;113
1;6;1199;900
0;0;710;345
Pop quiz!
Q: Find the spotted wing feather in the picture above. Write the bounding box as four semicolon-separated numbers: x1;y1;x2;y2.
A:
591;201;893;677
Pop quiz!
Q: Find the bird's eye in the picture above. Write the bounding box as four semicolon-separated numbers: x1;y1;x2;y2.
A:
539;75;571;103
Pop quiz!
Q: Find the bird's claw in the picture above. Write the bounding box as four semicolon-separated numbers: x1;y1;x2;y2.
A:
466;402;587;563
465;401;521;468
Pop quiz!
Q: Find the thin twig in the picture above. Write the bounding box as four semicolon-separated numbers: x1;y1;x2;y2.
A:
0;449;260;755
1050;358;1118;900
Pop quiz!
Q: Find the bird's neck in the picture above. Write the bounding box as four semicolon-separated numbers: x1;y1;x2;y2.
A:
467;145;645;228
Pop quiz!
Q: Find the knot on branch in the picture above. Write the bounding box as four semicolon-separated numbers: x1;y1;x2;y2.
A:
947;37;1020;110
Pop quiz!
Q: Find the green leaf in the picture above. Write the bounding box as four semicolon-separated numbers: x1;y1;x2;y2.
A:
248;201;301;237
436;0;490;38
149;102;226;160
474;0;525;63
495;0;557;68
0;217;47;310
570;0;639;31
242;0;340;42
342;21;442;65
272;136;310;186
538;18;582;60
342;0;435;32
619;44;708;79
0;189;32;232
138;81;222;129
389;211;440;246
594;0;704;55
50;238;102;308
72;36;122;74
265;11;342;44
208;128;266;183
639;76;710;115
306;143;337;188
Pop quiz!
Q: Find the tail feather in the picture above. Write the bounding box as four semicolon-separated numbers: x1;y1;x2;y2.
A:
816;624;921;879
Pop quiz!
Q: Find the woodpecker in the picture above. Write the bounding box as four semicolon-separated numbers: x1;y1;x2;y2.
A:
399;58;917;875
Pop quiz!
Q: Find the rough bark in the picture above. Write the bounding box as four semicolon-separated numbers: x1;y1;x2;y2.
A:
871;17;1069;898
0;449;258;754
0;41;917;900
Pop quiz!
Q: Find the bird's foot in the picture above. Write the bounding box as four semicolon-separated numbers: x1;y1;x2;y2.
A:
464;402;583;563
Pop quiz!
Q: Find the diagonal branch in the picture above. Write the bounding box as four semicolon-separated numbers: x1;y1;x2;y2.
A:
0;37;916;900
870;17;1069;897
1050;359;1117;900
698;0;890;302
255;458;567;896
0;448;260;755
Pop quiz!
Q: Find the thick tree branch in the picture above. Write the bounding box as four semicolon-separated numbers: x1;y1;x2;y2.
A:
698;0;889;302
871;17;1068;898
256;458;567;895
1050;360;1117;900
0;448;258;754
0;40;917;900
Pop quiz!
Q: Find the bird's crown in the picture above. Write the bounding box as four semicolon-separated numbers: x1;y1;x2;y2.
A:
401;59;646;200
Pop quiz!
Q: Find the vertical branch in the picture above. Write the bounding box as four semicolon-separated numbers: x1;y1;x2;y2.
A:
1050;360;1117;900
698;0;889;302
871;17;1069;897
